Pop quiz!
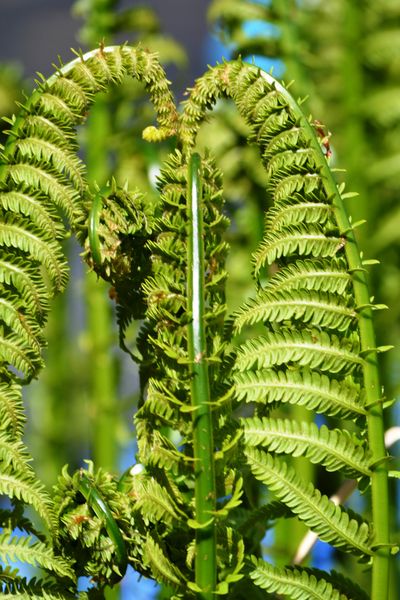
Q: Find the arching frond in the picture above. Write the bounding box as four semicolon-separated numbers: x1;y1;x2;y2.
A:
0;466;53;525
253;225;343;274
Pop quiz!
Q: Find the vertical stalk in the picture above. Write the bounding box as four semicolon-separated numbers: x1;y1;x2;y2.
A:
79;4;119;597
85;98;117;474
78;0;118;473
187;153;217;599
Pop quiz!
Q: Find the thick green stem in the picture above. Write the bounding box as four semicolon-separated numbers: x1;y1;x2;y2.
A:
85;96;118;474
187;153;216;599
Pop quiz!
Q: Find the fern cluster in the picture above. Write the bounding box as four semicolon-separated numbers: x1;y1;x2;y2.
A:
179;59;390;596
0;40;393;598
0;45;177;594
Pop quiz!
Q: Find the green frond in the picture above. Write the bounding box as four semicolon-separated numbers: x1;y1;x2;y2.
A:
12;137;86;193
131;474;188;526
0;466;53;525
0;330;43;380
243;417;371;478
235;328;362;375
0;252;50;319
250;559;368;600
33;92;79;127
265;200;332;231
0;191;64;240
253;225;343;274
0;379;25;438
233;289;355;333
265;259;350;296
234;368;365;418
20;114;76;148
0;291;43;349
143;533;187;589
0;217;68;292
0;432;36;475
0;533;75;580
2;163;80;222
49;75;92;114
245;448;372;558
0;564;76;598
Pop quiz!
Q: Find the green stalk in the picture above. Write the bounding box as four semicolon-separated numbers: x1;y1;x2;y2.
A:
80;5;119;596
77;0;120;472
85;96;118;474
187;153;216;599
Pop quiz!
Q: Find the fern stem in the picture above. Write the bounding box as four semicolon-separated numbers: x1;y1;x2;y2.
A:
187;153;216;599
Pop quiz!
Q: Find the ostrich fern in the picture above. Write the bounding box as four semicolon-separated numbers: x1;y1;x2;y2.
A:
0;44;395;599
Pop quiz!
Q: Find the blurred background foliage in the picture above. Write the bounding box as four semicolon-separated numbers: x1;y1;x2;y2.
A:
0;0;399;598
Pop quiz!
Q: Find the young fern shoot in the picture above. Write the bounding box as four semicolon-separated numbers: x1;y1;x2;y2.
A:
0;43;394;599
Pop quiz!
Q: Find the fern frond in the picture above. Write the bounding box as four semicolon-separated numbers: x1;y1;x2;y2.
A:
0;191;64;240
245;448;372;558
253;225;343;274
265;259;350;295
12;136;86;192
0;330;43;380
235;328;362;374
233;289;355;333
0;378;25;438
265;199;332;230
0;432;36;474
0;533;75;580
0;252;50;320
2;164;80;222
243;417;371;478
0;465;53;525
0;216;68;292
131;474;188;526
0;564;75;598
234;368;365;418
143;533;187;589
250;559;368;600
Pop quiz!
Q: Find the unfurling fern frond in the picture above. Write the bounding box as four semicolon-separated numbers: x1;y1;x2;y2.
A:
0;38;392;599
0;44;178;592
181;57;390;597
